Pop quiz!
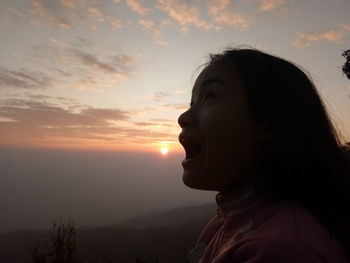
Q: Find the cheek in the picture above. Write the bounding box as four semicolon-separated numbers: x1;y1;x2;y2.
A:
202;107;257;173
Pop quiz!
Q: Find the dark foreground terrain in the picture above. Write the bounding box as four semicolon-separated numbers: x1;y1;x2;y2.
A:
0;203;216;263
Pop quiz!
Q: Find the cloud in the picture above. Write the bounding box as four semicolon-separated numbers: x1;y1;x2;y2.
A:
138;18;170;46
135;0;251;39
0;67;54;89
0;18;8;26
149;118;174;123
1;0;291;37
1;0;123;31
49;37;69;48
86;3;122;29
0;98;175;146
133;121;173;127
207;0;249;30
145;118;177;128
163;103;188;111
83;108;131;122
343;24;350;32
126;0;151;15
71;49;121;74
259;0;284;12
0;99;130;126
140;0;286;34
27;0;74;29
174;89;185;94
59;0;77;9
208;0;230;16
154;91;170;101
5;40;140;91
144;0;286;35
292;24;350;48
157;0;215;33
20;94;82;109
134;121;160;126
211;10;249;30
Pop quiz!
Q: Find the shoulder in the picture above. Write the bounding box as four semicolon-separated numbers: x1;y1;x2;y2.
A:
243;200;331;244
228;200;349;262
230;237;324;263
197;213;223;243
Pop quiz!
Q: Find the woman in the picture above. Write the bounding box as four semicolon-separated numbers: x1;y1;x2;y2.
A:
178;48;350;262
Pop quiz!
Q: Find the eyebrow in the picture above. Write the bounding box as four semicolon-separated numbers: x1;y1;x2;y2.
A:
192;77;225;95
202;77;225;87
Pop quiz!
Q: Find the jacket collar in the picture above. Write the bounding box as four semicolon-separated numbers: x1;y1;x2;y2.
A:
215;184;263;218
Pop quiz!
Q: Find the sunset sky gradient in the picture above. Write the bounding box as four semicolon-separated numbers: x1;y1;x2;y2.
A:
1;0;350;153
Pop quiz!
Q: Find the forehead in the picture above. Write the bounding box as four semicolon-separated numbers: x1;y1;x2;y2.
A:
192;62;241;95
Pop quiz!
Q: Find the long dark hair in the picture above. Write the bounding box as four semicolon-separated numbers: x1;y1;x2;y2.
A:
207;48;350;256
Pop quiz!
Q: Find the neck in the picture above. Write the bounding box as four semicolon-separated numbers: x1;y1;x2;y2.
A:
215;183;262;218
219;180;254;196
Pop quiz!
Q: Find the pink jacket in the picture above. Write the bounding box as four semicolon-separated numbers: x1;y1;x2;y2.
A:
188;188;349;263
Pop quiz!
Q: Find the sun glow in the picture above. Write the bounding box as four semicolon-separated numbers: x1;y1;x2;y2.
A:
160;147;169;155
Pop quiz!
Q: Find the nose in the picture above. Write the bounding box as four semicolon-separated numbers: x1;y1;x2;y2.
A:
177;108;193;128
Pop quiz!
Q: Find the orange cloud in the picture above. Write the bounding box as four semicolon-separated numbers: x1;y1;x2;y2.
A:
59;0;77;9
212;11;249;30
0;18;7;26
49;37;70;48
27;0;73;29
133;121;174;128
1;0;292;43
208;0;249;30
163;103;189;111
208;0;230;16
86;2;122;29
154;91;170;101
126;0;151;15
0;98;178;150
0;99;131;125
259;0;284;12
1;0;123;31
157;0;215;33
138;18;170;46
292;24;350;48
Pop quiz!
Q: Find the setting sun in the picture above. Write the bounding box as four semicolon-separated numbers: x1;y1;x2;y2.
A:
160;147;169;155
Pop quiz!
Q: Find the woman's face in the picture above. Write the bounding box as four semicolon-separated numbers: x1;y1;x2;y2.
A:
178;61;264;192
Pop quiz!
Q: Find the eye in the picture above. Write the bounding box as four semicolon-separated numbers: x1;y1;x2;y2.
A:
204;92;217;102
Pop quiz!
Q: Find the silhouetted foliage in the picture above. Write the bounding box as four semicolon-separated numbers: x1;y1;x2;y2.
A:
23;213;207;263
30;220;120;263
99;246;117;263
31;219;79;263
342;49;350;80
10;205;215;263
31;246;48;263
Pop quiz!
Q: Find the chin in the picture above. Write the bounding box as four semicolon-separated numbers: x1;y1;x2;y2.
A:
182;173;217;191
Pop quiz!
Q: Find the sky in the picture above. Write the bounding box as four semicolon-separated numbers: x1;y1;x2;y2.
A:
0;0;350;153
0;0;350;233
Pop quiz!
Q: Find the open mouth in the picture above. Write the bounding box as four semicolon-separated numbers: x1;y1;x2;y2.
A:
179;134;202;160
